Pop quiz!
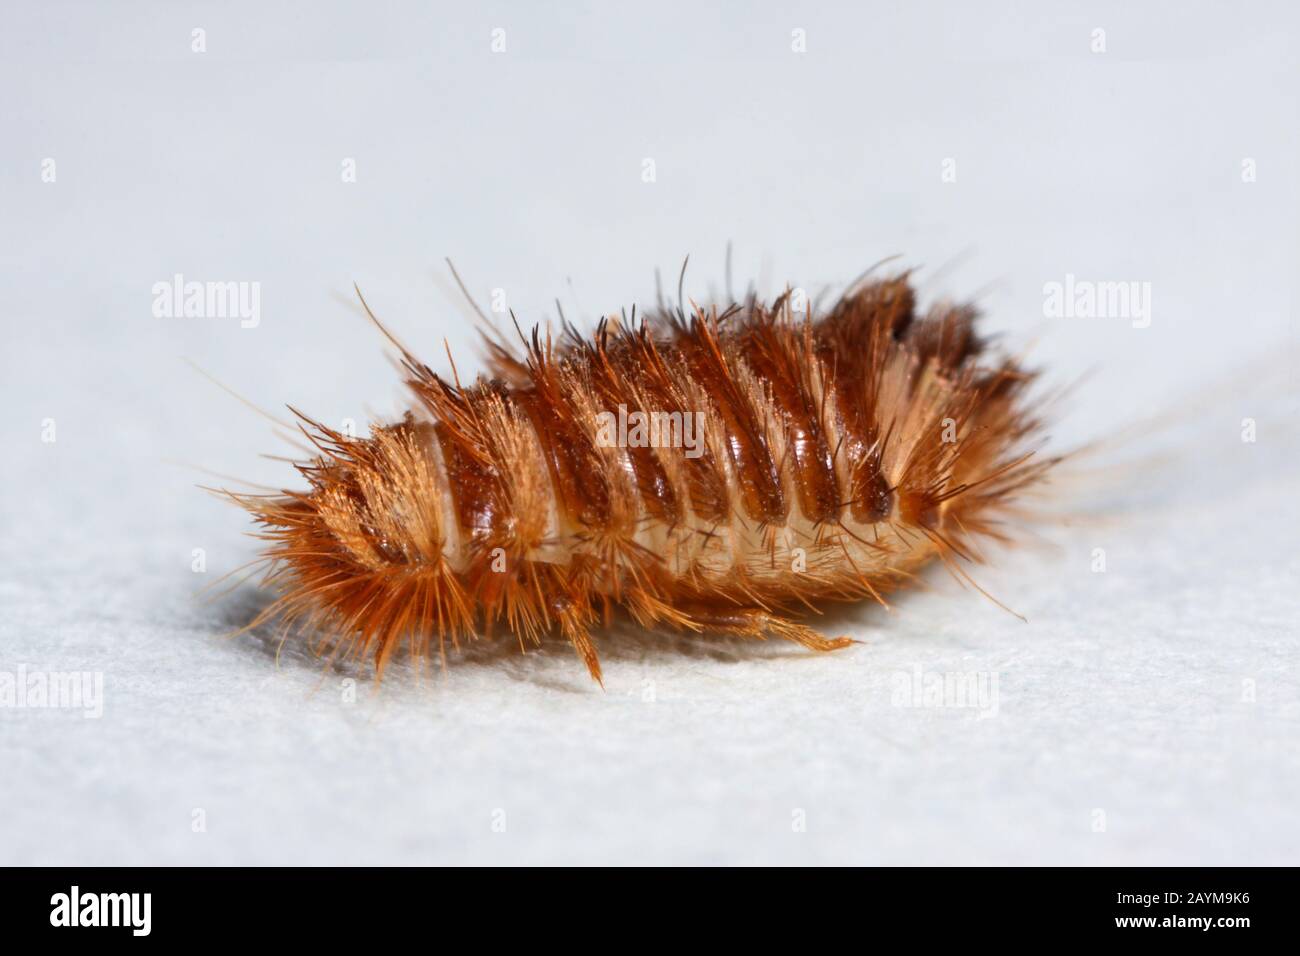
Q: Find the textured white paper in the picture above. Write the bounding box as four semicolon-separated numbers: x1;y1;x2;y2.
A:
2;2;1296;865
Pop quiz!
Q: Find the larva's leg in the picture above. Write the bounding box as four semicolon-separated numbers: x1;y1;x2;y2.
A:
555;605;603;686
685;607;854;653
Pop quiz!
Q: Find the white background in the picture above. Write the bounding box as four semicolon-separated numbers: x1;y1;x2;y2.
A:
2;1;1296;864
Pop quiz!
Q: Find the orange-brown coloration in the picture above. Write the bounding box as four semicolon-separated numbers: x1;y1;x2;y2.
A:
229;271;1056;684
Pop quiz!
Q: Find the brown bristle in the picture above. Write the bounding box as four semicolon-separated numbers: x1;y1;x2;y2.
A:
227;270;1055;683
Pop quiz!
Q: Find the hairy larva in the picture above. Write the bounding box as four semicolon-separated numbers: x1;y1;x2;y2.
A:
227;268;1058;684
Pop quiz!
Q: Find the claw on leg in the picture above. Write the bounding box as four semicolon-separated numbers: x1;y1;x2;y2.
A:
558;609;604;686
686;607;854;653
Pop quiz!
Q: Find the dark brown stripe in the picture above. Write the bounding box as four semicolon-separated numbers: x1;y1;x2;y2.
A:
516;387;611;531
591;339;682;527
620;328;730;524
679;320;786;525
433;420;504;548
741;324;840;524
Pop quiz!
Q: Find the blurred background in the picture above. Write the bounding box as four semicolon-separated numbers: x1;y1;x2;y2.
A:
2;1;1296;865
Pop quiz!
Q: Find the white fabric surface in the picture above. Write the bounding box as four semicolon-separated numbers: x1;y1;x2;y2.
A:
2;1;1297;865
